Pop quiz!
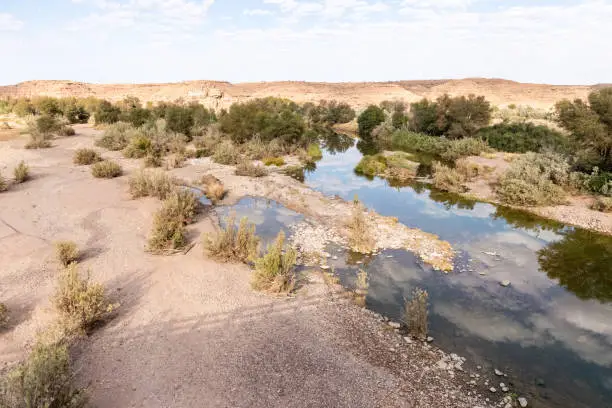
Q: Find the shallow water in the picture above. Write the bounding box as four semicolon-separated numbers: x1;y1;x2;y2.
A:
222;136;612;408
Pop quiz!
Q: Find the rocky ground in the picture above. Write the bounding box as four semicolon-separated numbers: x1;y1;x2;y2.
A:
0;126;507;407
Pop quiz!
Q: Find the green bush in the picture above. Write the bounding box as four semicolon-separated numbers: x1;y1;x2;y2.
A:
263;156;285;166
91;161;122;178
165;105;194;137
204;215;260;263
148;190;199;252
0;342;88;408
94;100;121;124
307;143;322;160
252;231;297;293
440;137;490;161
478;122;567;153
13;161;29;183
354;155;387;177
391;130;489;160
496;152;569;206
73;148;102;165
357;105;385;138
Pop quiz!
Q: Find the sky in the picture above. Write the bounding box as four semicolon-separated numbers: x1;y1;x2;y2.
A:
0;0;611;85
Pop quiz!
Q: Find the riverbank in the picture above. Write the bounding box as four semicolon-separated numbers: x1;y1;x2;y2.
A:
0;126;499;407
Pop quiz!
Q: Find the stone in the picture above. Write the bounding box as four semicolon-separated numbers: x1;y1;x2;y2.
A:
504;404;513;408
489;387;497;393
388;321;401;329
426;336;434;342
494;369;504;376
501;386;509;392
500;280;511;287
476;365;482;370
320;265;330;270
403;336;412;344
436;361;449;370
518;397;528;407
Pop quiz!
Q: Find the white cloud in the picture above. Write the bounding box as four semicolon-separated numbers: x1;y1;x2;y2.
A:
0;13;24;31
244;9;274;16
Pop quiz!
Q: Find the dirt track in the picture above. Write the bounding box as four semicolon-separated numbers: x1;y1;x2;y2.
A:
0;128;493;407
0;78;596;111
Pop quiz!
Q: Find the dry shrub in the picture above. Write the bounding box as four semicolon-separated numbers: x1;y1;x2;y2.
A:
91;160;122;178
53;263;115;333
144;152;163;168
24;133;52;149
241;136;268;159
0;172;7;192
235;161;268;177
165;153;186;169
252;231;297;293
354;269;369;307
148;190;199;252
73;148;102;165
55;241;79;267
57;126;76;137
13;161;30;183
432;162;467;193
201;174;226;204
203;215;260;263
0;303;8;328
123;134;153;158
404;288;428;340
212;140;240;165
95;122;132;151
591;196;612;213
128;169;176;199
283;165;305;182
263;156;285;166
455;158;482;180
0;342;88;408
347;199;375;253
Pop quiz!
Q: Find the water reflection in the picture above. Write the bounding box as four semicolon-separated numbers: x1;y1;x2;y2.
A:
538;228;612;302
319;131;353;154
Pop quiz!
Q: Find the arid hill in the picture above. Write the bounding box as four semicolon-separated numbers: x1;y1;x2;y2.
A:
0;78;596;111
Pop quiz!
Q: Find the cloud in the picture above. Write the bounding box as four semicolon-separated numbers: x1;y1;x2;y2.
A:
0;13;24;31
244;9;274;16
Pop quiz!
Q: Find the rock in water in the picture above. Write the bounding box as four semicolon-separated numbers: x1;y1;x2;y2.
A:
500;280;511;287
518;397;528;407
494;369;504;376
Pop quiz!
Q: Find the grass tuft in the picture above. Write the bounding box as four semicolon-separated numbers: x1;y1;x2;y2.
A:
200;175;227;204
128;169;176;199
432;162;467;193
212;140;240;165
55;241;79;267
24;133;52;149
263;156;285;166
203;215;260;263
91;160;122;178
235;161;268;177
347;198;375;253
0;302;8;328
591;196;612;213
13;161;30;183
73;148;102;165
252;231;297;293
148;190;199;253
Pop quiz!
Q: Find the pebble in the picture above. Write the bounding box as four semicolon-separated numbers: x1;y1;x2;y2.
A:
489;387;497;393
403;336;412;344
500;280;511;287
320;265;330;270
479;271;487;276
426;336;434;342
518;397;528;407
388;321;401;329
332;256;338;260
494;369;504;376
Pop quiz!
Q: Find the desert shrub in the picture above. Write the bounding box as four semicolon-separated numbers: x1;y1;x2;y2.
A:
31;115;60;136
355;155;387;177
53;263;114;332
57;126;76;137
455;158;482;180
252;231;297;293
55;241;79;267
203;215;260;263
128;169;176;199
478;122;567;153
95;122;132;150
12;98;36;117
24;133;53;149
591;197;612;213
441;137;490;161
307;143;322;160
283;165;305;182
91;161;122;178
164;105;194;137
240;136;269;160
94;100;121;124
148;190;198;252
496;152;569;206
0;342;88;408
432;162;467;193
13;161;29;183
392;130;449;156
582;168;612;196
263;156;285;166
357;105;386;138
64;104;90;124
347;199;375;253
0;303;8;328
404;288;428;340
165;153;186;169
409;99;440;135
73;148;102;165
200;174;226;203
144;152;163;168
0;172;7;192
212;140;240;165
123;134;153;158
235;161;268;177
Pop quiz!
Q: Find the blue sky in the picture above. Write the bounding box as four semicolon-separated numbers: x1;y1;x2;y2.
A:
0;0;610;85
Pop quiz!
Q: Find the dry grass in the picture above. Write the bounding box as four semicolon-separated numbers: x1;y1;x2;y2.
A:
148;190;199;253
55;241;79;267
353;269;369;307
347;199;375;253
128;169;176;199
165;153;186;169
235;161;268;177
73;148;102;165
13;161;29;183
252;231;297;294
212;140;240;165
200;174;227;204
404;288;428;340
24;133;52;149
203;214;260;263
0;171;8;192
263;157;285;166
591;196;612;213
432;162;467;193
91;160;122;178
0;341;88;408
53;263;115;333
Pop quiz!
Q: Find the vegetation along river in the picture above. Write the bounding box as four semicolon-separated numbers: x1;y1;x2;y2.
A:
219;133;612;408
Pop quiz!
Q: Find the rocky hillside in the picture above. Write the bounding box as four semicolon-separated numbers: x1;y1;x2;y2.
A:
0;78;595;111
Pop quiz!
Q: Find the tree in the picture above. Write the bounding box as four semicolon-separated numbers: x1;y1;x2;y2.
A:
436;94;491;139
409;99;440;135
325;101;355;125
164;106;194;136
357;105;385;138
94;101;121;124
556;88;612;171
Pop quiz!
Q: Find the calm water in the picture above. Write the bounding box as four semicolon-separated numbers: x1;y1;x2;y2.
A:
222;135;612;408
